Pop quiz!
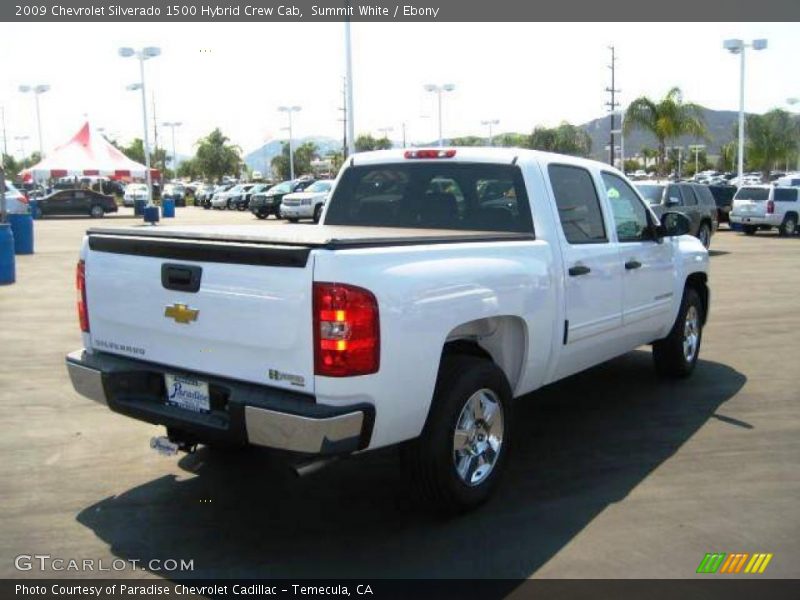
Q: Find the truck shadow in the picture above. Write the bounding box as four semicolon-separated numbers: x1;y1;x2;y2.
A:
76;350;745;579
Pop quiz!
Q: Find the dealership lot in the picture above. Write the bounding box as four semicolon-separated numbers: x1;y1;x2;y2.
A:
0;209;797;579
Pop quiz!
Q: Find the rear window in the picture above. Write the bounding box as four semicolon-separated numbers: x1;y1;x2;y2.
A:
774;188;798;202
635;184;665;205
325;163;533;233
735;187;769;201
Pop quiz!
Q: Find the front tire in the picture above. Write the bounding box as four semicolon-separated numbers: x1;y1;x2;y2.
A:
313;204;323;223
653;287;703;378
254;212;267;220
89;205;105;218
404;355;512;513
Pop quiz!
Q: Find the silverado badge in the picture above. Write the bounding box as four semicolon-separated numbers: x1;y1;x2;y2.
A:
164;303;199;324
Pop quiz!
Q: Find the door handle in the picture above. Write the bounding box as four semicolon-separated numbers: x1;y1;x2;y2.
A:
625;260;642;270
161;263;202;293
568;265;591;277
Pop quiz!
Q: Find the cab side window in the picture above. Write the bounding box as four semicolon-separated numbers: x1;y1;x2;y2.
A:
548;164;607;244
680;185;698;206
602;172;654;242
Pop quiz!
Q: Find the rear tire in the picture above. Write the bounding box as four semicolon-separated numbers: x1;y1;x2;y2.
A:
779;214;797;237
287;217;299;223
255;213;267;220
697;223;711;249
653;287;703;378
743;225;757;235
89;205;105;218
403;355;513;514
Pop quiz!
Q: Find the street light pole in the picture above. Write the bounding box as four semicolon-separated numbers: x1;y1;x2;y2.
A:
120;46;161;205
724;38;767;184
344;8;355;157
162;121;182;175
19;84;50;158
278;106;301;180
481;119;499;146
424;83;455;147
689;144;706;177
787;97;800;171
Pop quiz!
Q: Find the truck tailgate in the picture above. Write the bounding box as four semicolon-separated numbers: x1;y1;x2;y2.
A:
84;232;315;394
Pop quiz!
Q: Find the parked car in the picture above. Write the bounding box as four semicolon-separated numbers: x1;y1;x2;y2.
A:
36;188;117;218
730;185;799;236
634;181;718;248
230;183;268;211
279;179;334;223
195;184;217;208
708;185;737;225
775;173;800;187
162;183;187;207
66;147;709;513
1;181;30;213
224;183;255;211
249;178;316;219
123;183;149;207
210;184;237;209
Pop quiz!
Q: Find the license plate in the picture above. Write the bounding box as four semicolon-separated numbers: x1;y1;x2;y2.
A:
165;374;210;413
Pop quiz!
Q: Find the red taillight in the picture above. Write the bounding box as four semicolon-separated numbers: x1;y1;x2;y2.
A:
404;148;456;159
313;282;379;377
76;260;89;333
767;200;775;214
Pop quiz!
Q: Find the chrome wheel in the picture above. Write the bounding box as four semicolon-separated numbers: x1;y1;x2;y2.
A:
784;217;797;235
452;388;504;486
683;305;700;363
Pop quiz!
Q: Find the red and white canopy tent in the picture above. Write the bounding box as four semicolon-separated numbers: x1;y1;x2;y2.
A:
20;122;160;183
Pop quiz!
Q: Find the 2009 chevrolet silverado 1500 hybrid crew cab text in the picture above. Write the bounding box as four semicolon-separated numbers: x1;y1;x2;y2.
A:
66;148;709;512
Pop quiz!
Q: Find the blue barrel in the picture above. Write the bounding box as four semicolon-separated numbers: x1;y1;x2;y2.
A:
0;224;15;285
143;205;160;224
7;213;34;255
162;197;175;218
133;199;146;216
29;199;41;219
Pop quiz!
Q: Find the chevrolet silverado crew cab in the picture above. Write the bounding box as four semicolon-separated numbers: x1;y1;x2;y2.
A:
66;148;709;512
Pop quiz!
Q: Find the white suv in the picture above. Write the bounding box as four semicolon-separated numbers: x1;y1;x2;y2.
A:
730;185;799;236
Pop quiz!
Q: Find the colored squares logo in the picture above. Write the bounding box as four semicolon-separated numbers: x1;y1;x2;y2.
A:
697;553;773;574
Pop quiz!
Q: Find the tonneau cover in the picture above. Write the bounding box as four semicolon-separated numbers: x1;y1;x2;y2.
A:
86;223;535;249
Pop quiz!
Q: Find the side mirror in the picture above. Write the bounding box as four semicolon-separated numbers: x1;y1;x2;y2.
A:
658;211;691;238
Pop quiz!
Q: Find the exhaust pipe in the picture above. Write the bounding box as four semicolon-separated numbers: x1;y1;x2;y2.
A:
292;456;339;478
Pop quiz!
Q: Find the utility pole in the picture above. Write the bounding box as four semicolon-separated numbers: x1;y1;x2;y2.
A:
338;76;348;159
152;93;161;171
401;122;407;148
0;106;7;157
605;46;620;166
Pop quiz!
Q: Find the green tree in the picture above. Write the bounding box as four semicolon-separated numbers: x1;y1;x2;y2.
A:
623;87;707;176
194;128;241;183
449;136;484;147
528;122;591;156
120;139;168;172
354;134;392;152
742;109;798;181
271;141;318;181
493;132;529;148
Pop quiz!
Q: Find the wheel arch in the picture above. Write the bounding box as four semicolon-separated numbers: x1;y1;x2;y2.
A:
685;272;709;325
441;315;528;394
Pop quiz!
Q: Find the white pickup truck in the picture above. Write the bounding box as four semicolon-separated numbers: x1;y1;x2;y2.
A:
66;148;709;512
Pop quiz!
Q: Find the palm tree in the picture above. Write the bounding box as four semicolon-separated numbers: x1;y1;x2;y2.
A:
624;87;707;176
743;109;798;181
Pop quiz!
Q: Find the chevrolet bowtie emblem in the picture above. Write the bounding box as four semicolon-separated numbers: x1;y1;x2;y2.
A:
164;303;199;324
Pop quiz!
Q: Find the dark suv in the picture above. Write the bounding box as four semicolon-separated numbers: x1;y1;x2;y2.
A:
249;178;316;219
708;185;737;225
635;181;718;248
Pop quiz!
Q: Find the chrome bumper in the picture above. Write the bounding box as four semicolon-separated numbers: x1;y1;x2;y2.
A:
65;349;370;455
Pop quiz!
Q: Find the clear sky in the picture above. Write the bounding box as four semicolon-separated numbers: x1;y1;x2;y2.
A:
0;21;797;159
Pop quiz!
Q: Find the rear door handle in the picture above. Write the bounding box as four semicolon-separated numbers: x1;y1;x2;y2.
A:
568;265;591;277
625;260;642;270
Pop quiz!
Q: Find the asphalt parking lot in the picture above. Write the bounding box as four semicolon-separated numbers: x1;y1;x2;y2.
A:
0;209;797;580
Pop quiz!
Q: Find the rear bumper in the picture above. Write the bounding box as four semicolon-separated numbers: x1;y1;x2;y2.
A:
730;214;779;226
65;349;373;455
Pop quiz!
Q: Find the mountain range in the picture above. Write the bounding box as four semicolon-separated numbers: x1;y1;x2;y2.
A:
242;106;742;171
